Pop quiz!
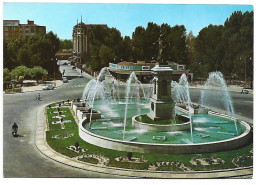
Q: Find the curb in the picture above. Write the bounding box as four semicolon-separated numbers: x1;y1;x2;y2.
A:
35;104;253;178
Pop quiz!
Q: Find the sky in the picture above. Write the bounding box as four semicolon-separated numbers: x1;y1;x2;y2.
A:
3;3;253;40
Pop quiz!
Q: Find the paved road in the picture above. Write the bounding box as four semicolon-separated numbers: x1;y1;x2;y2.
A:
189;88;253;123
3;67;121;178
3;65;253;177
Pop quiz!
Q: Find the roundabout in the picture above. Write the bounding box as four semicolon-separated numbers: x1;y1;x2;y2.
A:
35;65;253;178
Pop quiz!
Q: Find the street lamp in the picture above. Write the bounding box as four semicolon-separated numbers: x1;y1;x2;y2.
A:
240;56;247;87
52;58;57;87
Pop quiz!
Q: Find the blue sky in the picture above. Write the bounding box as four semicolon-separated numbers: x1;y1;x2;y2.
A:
3;3;253;40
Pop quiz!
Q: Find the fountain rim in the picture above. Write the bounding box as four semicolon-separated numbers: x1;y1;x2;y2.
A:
132;114;190;127
131;114;191;132
79;116;251;147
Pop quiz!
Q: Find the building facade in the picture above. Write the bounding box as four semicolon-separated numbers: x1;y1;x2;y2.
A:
72;17;107;65
19;20;46;38
109;61;193;83
3;20;20;41
3;20;46;41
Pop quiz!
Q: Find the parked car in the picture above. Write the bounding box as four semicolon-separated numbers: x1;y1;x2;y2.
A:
241;89;249;94
43;85;55;90
62;77;68;83
78;74;83;78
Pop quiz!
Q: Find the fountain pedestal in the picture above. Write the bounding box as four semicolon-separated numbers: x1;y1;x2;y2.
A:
147;64;175;121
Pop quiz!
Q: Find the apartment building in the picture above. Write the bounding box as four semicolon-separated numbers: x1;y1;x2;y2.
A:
3;20;46;41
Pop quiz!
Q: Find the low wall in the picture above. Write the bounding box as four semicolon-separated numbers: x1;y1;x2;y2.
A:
79;118;252;154
77;110;101;121
132;114;190;132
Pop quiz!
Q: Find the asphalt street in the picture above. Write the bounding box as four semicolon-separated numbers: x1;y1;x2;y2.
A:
3;64;253;177
3;67;121;178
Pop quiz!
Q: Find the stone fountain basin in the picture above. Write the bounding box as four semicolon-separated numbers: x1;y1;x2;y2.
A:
79;118;252;154
132;114;190;132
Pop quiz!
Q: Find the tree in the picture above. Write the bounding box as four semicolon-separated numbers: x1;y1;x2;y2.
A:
121;36;133;61
3;68;11;89
31;66;48;83
186;31;195;66
143;22;160;61
132;26;146;61
60;39;73;50
10;66;30;80
3;32;60;74
193;24;224;78
18;76;24;86
98;45;115;68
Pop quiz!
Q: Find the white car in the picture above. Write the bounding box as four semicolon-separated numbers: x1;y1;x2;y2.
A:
43;85;55;90
62;77;68;83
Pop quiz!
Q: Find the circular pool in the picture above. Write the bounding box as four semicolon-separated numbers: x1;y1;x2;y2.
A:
79;99;252;154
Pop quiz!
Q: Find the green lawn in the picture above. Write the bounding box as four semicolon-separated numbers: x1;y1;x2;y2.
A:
45;102;253;171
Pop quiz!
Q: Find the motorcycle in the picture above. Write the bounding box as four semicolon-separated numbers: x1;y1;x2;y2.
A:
12;127;18;137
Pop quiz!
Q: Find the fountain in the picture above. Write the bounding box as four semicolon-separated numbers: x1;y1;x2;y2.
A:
199;71;238;134
76;67;251;154
76;31;251;154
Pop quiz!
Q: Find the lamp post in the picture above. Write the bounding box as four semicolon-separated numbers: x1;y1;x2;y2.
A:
52;58;57;87
240;56;247;88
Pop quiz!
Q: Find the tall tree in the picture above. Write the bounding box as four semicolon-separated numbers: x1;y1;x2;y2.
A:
132;26;146;61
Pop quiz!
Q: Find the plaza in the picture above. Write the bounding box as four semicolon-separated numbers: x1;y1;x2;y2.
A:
3;3;254;180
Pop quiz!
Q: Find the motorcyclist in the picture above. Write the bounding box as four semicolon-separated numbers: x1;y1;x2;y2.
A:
12;122;18;137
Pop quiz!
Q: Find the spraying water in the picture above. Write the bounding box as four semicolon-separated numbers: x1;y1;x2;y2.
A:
171;74;194;143
199;71;238;134
123;72;143;140
82;67;113;124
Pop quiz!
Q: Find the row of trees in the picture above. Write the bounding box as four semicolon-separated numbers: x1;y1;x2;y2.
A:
85;10;253;84
190;11;253;83
86;23;188;71
4;31;60;74
3;11;253;84
4;66;48;89
86;27;132;71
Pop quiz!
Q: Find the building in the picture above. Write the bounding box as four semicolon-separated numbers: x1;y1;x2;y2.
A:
109;61;193;83
3;20;20;41
72;17;107;65
19;20;46;37
3;20;46;42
